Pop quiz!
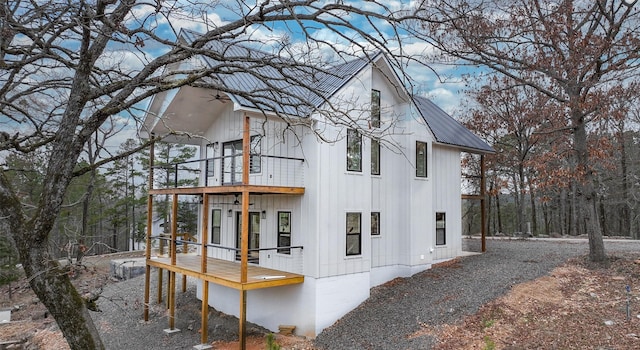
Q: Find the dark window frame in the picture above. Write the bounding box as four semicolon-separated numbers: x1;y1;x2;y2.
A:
277;211;291;254
416;141;428;178
436;212;446;246
371;89;381;128
371;212;380;236
211;209;222;245
347;129;362;172
346;212;362;256
371;138;380;175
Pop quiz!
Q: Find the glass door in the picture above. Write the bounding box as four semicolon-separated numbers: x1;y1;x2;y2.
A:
235;211;260;264
222;140;243;185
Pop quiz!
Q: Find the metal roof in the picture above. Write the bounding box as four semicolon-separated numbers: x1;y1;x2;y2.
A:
413;96;494;154
180;30;492;153
183;30;371;116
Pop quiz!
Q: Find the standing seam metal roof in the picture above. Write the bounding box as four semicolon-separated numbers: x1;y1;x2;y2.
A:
413;96;494;154
181;30;492;153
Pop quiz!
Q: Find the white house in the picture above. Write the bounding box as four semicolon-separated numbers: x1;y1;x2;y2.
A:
140;30;493;347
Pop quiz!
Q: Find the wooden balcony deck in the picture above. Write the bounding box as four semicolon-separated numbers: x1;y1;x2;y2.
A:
147;254;304;290
148;184;305;196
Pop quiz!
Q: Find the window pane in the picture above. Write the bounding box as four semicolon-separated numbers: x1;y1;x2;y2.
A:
250;136;261;173
211;209;221;244
278;212;291;254
371;139;380;175
371;212;380;235
346;212;361;255
436;212;446;245
416;141;427;177
206;143;215;177
347;129;362;172
371;90;380;128
346;235;361;255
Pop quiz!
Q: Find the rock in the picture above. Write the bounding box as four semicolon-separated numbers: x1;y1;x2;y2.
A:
604;320;614;326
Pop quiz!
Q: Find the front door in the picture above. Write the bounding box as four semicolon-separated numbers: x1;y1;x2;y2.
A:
236;211;260;264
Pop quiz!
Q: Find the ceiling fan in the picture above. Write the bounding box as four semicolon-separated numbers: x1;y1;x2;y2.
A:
216;194;254;206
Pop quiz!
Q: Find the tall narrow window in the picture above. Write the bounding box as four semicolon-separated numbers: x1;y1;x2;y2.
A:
371;212;380;236
416;141;427;177
346;212;362;256
371;89;380;128
211;209;221;244
277;211;291;254
206;143;216;177
347;129;362;172
436;212;446;246
250;135;261;173
371;138;380;175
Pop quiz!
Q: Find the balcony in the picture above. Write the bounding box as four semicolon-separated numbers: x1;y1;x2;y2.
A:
149;235;304;290
150;153;305;195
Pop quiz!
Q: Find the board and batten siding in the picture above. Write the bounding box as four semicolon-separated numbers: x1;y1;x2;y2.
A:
432;144;463;260
198;106;306;188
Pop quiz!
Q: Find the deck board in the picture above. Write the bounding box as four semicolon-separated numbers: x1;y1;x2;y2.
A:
147;254;304;290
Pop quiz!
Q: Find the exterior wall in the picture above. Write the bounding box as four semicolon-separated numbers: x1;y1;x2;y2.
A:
197;106;306;188
197;272;371;338
432;145;463;260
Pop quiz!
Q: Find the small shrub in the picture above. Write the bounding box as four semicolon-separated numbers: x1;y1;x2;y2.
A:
483;335;496;350
266;333;281;350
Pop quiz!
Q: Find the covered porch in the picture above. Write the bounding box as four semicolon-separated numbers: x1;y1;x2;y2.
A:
143;115;306;349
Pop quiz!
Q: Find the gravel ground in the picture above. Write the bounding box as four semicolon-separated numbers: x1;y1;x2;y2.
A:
313;238;640;350
91;238;640;349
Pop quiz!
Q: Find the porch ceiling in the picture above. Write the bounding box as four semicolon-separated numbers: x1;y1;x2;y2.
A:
149;85;229;145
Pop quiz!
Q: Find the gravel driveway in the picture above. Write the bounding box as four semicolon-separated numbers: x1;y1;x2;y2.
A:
92;238;640;349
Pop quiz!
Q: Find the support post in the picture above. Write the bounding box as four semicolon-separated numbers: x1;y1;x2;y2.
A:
143;135;155;322
157;268;163;304
239;290;247;350
200;281;210;347
200;194;210;346
164;271;180;334
239;114;250;350
480;154;487;252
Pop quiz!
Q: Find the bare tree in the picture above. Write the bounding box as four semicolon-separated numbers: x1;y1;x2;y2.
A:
414;0;640;262
0;0;434;348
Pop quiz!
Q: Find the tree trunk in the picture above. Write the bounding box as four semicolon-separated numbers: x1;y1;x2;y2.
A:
0;172;105;350
496;193;503;234
21;236;104;349
529;184;537;236
572;109;606;262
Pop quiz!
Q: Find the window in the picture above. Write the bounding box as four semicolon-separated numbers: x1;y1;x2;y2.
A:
346;212;362;256
371;139;380;175
222;136;261;184
211;209;221;244
206;143;216;177
371;212;380;236
416;141;427;177
347;129;362;172
371;89;380;128
277;211;291;254
250;136;261;173
436;212;446;246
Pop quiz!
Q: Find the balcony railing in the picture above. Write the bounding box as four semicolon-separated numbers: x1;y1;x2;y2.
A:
152;154;305;190
150;234;304;275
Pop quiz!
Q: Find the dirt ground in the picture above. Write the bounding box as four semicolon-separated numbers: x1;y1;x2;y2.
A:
2;251;640;349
